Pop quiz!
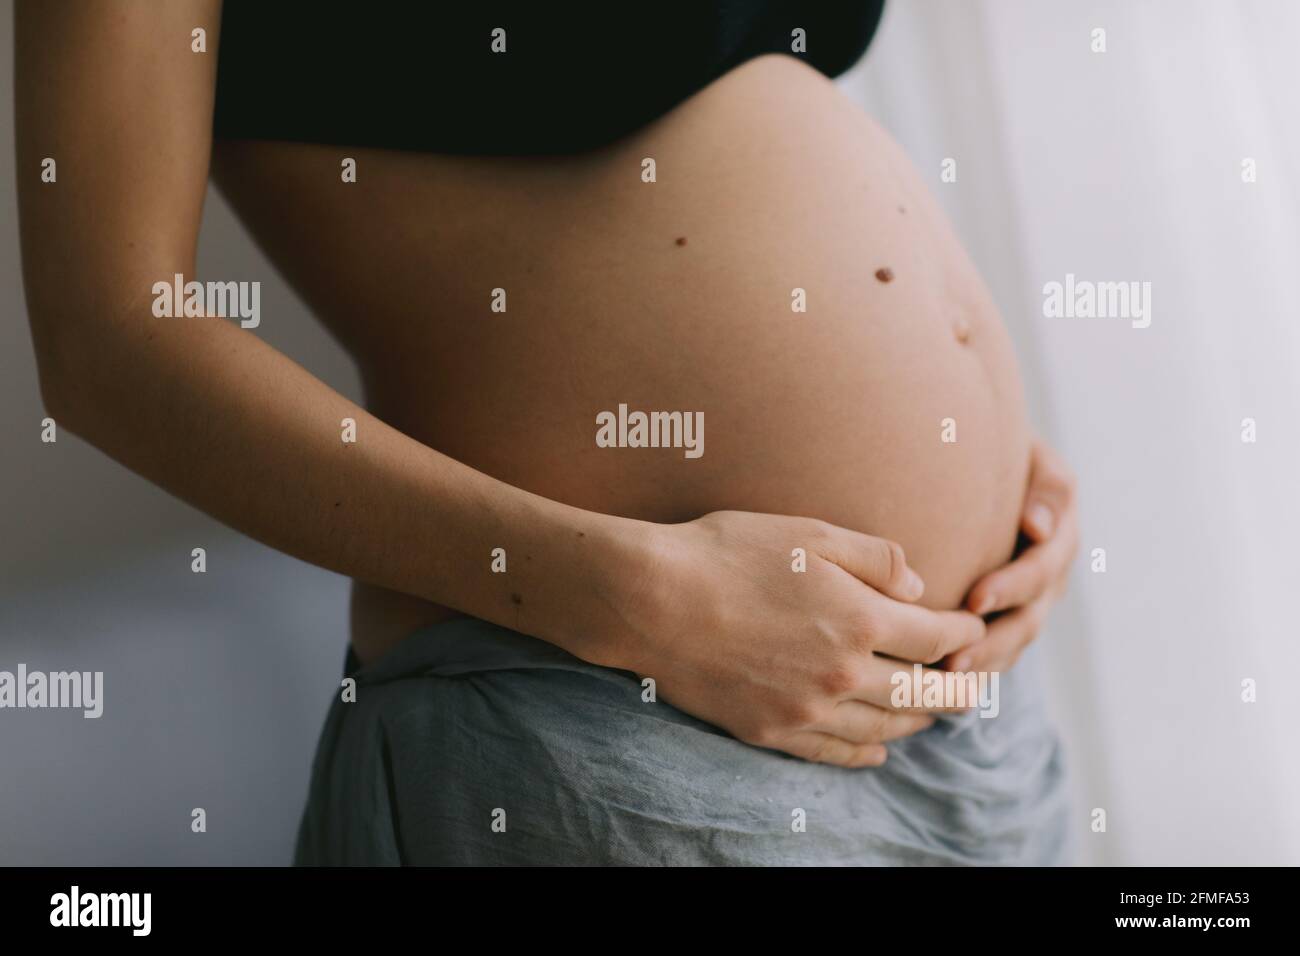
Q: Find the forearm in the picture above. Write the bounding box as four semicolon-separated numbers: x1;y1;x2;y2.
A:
37;302;654;664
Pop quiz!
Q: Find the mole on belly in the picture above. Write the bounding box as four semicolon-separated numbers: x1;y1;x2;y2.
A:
953;317;971;343
675;236;687;246
875;267;894;283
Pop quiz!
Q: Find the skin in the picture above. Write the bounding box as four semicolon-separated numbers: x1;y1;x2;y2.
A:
956;440;1079;672
15;1;1077;772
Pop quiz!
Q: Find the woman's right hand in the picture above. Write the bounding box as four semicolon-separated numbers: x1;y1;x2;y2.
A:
608;510;987;768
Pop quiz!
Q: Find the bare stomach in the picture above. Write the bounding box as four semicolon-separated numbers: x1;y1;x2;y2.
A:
211;54;1031;664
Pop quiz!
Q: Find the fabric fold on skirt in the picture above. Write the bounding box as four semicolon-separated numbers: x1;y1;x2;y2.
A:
295;616;1073;865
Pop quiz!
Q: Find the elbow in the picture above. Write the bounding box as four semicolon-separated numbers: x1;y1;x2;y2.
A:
35;356;79;434
33;344;84;438
28;312;97;439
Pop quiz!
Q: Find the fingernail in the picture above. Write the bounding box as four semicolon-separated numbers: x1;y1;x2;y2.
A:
1028;504;1054;537
902;568;925;600
973;592;996;615
952;655;972;671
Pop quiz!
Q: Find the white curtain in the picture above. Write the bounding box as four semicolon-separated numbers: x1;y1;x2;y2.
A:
840;0;1300;865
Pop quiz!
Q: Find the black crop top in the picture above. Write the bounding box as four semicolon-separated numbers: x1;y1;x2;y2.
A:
213;1;885;155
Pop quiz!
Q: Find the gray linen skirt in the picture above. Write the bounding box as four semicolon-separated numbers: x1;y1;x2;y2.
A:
295;616;1073;865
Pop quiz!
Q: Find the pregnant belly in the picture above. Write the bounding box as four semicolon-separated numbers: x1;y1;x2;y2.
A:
211;54;1032;657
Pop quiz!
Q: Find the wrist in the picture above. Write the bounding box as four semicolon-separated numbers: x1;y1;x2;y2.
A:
542;506;670;672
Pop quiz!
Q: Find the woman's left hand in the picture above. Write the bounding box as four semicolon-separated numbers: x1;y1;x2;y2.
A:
945;438;1079;673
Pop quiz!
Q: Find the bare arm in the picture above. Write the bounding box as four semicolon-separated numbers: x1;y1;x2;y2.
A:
16;0;984;767
14;0;642;663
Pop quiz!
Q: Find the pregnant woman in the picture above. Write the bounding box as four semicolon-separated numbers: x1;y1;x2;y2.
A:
16;1;1080;864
